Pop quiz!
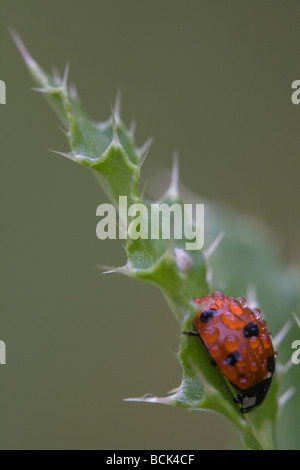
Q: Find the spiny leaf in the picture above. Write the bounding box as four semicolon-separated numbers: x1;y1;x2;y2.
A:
14;31;300;449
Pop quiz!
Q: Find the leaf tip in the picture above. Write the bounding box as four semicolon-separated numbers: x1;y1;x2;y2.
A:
49;149;75;162
137;137;153;162
203;230;225;260
114;88;122;122
62;61;70;90
110;106;121;145
10;28;36;69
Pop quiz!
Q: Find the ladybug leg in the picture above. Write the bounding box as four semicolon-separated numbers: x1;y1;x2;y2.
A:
181;330;199;337
233;394;242;405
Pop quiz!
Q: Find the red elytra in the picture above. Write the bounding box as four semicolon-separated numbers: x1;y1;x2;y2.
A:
191;292;277;413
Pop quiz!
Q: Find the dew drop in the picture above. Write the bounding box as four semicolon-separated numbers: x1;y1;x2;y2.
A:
249;336;260;349
224;334;240;352
238;377;247;388
223;364;238;382
221;313;246;330
209;343;221;358
193;296;210;305
229;303;243;315
202;326;219;344
236;297;247;308
260;334;271;350
259;319;267;328
252;308;261;318
250;361;258;372
212;291;223;298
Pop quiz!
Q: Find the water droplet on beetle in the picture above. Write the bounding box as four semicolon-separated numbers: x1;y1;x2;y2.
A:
236;297;247;308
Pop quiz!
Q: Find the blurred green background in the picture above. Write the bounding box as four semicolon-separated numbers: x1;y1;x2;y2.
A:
1;0;300;449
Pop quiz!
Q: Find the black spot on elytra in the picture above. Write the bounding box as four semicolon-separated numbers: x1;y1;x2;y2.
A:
243;322;259;338
200;309;214;323
225;350;240;366
267;355;276;374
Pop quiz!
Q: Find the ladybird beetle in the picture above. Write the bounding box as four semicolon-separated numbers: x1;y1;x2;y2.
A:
184;292;277;413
